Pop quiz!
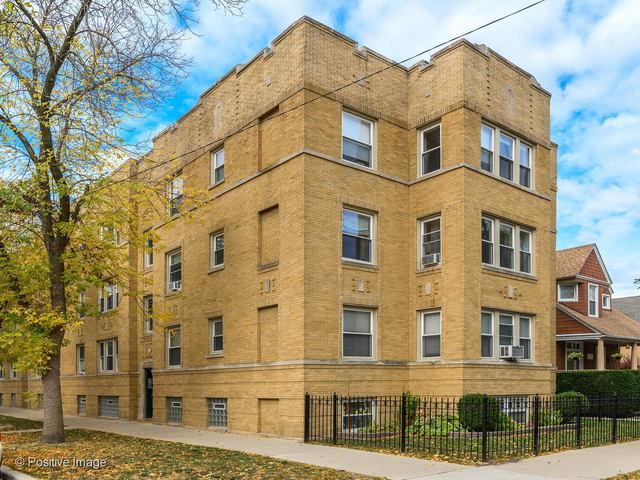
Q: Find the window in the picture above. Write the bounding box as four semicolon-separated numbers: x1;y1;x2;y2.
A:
9;364;18;379
208;398;228;427
166;249;182;293
211;148;225;184
480;123;534;188
481;124;494;172
482;216;534;274
519;229;532;274
77;395;87;415
519;316;532;359
210;318;223;354
499;314;514;348
482;311;534;361
602;293;611;310
499;223;514;269
499;133;514;181
0;363;4;379
98;338;118;373
566;341;583;370
98;396;119;417
420;311;441;358
76;344;85;375
77;290;87;319
342;308;374;358
166;397;183;424
420;124;441;175
342;398;375;432
342;112;373;167
166;325;181;367
519;143;532;187
167;172;183;216
481;312;494;357
419;216;441;267
588;284;598;317
558;284;578;301
210;232;224;268
101;225;120;245
342;209;374;264
99;284;118;313
481;217;494;265
144;235;154;268
143;295;153;333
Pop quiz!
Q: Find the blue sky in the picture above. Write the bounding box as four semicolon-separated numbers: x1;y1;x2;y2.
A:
125;0;640;296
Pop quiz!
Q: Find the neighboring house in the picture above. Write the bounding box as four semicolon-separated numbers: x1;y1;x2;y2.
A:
556;244;640;371
0;17;558;438
613;295;640;323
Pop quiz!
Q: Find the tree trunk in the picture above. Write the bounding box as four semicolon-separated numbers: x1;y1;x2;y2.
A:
41;349;65;443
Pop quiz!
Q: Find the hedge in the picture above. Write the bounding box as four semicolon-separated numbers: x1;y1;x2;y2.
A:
557;370;640;398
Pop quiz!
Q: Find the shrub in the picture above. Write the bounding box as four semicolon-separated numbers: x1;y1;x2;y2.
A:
537;408;563;427
555;391;589;423
457;394;516;432
406;415;462;436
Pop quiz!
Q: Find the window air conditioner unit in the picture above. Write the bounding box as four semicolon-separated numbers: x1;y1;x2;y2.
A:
500;345;525;360
171;401;182;408
422;253;441;266
169;281;181;292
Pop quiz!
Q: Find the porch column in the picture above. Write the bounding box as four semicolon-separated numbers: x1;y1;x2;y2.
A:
597;338;606;371
632;343;638;371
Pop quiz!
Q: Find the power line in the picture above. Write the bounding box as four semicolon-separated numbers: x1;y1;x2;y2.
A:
91;0;546;194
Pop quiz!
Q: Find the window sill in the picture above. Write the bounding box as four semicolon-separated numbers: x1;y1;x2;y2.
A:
98;371;118;375
164;290;182;299
257;261;279;271
142;266;153;273
207;180;225;190
342;260;378;271
482;265;537;282
166;365;182;369
341;357;376;362
206;352;224;359
208;265;225;274
416;264;442;275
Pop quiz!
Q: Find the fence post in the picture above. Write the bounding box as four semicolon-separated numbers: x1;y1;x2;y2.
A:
612;394;618;444
400;393;407;452
304;394;310;442
575;396;582;449
481;395;489;463
533;395;540;455
332;393;338;445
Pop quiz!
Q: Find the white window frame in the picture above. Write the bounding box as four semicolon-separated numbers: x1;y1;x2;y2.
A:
481;310;534;362
418;124;441;176
143;295;153;334
519;143;532;188
498;222;515;270
341;111;374;168
342;398;376;432
211;148;225;185
166;249;182;293
602;293;611;310
418;215;442;268
342;307;375;360
558;283;578;302
342;208;375;265
166;325;181;368
480;122;534;189
76;344;85;375
144;234;154;268
418;310;441;360
482;215;535;275
167;172;183;217
99;284;118;313
566;341;584;370
519;228;533;274
77;290;87;319
481;124;494;172
588;283;599;317
98;338;118;373
0;363;4;380
210;318;223;355
210;232;224;268
9;364;18;379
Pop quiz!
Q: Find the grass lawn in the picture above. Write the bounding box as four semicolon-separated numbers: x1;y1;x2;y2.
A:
1;429;380;480
0;414;43;431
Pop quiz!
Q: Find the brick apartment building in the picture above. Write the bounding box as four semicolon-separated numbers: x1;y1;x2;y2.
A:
0;17;557;438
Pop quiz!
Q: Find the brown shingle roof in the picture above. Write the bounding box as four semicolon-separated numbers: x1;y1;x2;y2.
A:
613;296;640;322
556;244;594;279
557;303;640;340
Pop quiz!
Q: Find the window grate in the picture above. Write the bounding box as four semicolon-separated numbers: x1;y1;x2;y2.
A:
207;398;228;428
167;397;183;424
98;396;119;417
77;395;87;415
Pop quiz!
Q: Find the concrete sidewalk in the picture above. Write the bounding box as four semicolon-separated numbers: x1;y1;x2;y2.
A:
1;407;639;479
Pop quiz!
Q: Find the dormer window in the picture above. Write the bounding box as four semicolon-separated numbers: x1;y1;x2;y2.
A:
558;284;578;302
602;293;611;310
588;284;598;317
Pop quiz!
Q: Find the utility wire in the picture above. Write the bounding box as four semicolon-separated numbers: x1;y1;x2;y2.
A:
91;0;546;194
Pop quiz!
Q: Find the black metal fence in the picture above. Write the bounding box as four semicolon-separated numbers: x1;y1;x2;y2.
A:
304;393;640;462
